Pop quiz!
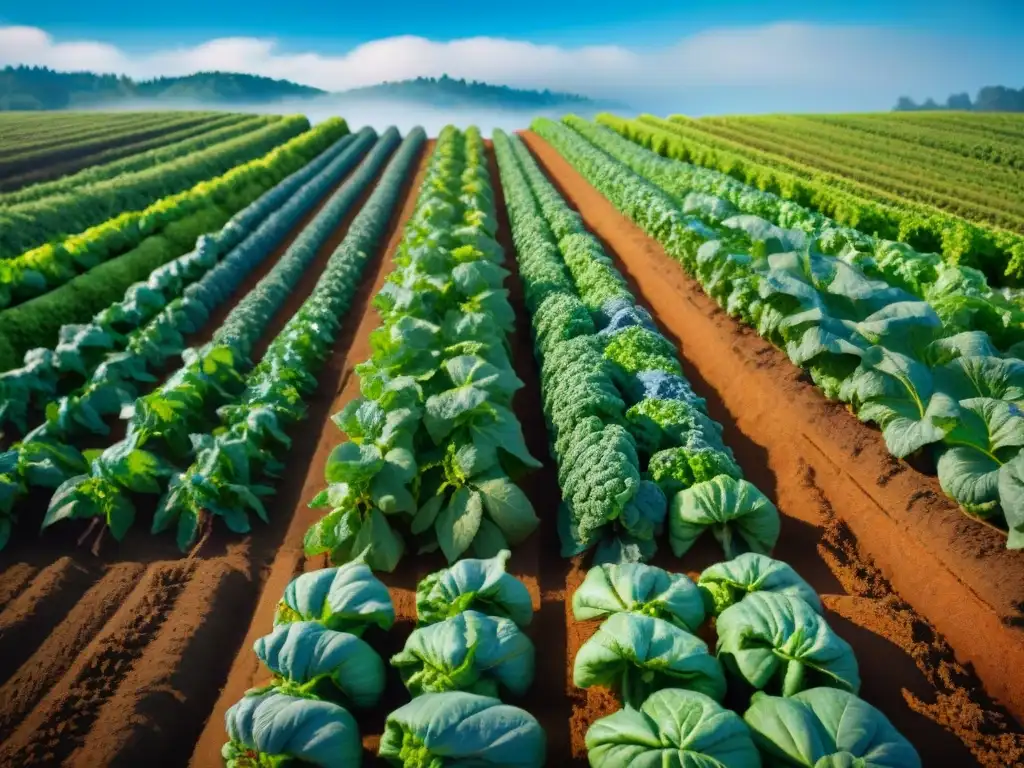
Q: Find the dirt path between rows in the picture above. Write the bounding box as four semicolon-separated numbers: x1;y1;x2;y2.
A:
0;139;396;768
519;130;1024;766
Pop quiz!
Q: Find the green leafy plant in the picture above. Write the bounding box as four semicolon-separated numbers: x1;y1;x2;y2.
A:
378;692;546;767
716;593;860;696
416;549;533;627
573;612;727;708
744;688;922;768
572;562;705;632
586;688;761;768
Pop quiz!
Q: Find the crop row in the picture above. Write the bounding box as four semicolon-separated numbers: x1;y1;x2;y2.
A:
1;114;261;192
534;117;1024;549
220;127;548;766
0;111;225;178
302;125;541;573
691;115;1024;226
496;128;766;562
0;127;395;552
578;115;1024;352
0;118;351;371
0;128;372;443
803;113;1024;171
0;114;311;261
599;113;1024;284
494;129;921;765
223;554;545;766
0;114;279;207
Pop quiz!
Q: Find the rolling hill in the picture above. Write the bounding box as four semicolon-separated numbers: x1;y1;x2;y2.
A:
0;67;612;112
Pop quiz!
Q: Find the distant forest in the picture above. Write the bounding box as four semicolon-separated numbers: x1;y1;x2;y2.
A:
337;75;605;109
0;66;325;109
0;67;604;111
894;85;1024;112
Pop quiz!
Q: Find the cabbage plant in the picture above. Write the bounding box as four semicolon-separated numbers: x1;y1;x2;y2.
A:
744;688;922;767
222;690;361;768
669;476;781;558
716;593;860;696
391;610;535;697
573;612;726;707
416;549;533;627
274;562;394;635
252;621;385;708
378;692;546;767
697;553;821;616
586;688;761;767
572;562;705;632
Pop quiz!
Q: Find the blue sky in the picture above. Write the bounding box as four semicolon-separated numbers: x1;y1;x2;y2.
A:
5;0;1021;47
1;1;1021;114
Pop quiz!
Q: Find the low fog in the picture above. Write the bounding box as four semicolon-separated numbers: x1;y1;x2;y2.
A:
76;94;623;137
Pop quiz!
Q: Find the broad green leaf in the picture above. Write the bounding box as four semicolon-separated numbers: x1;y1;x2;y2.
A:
324;442;384;487
411;495;445;535
473;471;539;545
437;486;484;563
744;688;921;768
669;476;780;558
586;689;760;768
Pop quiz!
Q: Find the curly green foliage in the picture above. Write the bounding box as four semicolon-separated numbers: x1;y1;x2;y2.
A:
558;416;642;545
603;326;682;379
625;397;725;457
648;441;743;497
532;291;596;358
543;337;626;452
558;233;632;311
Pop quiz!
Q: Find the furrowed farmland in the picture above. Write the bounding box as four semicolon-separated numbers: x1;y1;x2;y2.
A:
0;109;1022;768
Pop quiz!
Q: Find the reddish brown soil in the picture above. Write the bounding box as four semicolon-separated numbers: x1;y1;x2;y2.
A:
1;135;1021;768
520;130;1024;766
0;141;417;768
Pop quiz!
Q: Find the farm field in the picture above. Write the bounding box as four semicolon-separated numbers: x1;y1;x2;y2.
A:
597;111;1024;285
0;111;1022;767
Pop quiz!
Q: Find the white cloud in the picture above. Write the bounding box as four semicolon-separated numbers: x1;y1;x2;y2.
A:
0;23;1019;114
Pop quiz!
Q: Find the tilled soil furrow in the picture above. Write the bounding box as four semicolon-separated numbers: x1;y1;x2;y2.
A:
64;560;249;767
0;557;96;683
0;561;194;766
0;562;145;743
0;562;37;612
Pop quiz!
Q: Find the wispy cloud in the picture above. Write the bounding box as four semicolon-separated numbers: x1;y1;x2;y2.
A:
1;23;1019;113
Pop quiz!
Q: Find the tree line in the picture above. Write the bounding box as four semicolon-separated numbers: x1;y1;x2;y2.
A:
895;85;1024;112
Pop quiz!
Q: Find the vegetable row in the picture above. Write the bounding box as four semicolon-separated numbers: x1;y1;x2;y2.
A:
687;114;1024;230
598;112;1024;284
301;125;541;574
495;128;776;563
0;111;229;188
156;127;424;550
223;553;545;767
496;128;919;765
592;113;1024;351
535;117;1024;549
0;118;350;372
0;128;365;439
571;558;921;767
0;127;393;552
0;114;312;262
0;114;279;207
